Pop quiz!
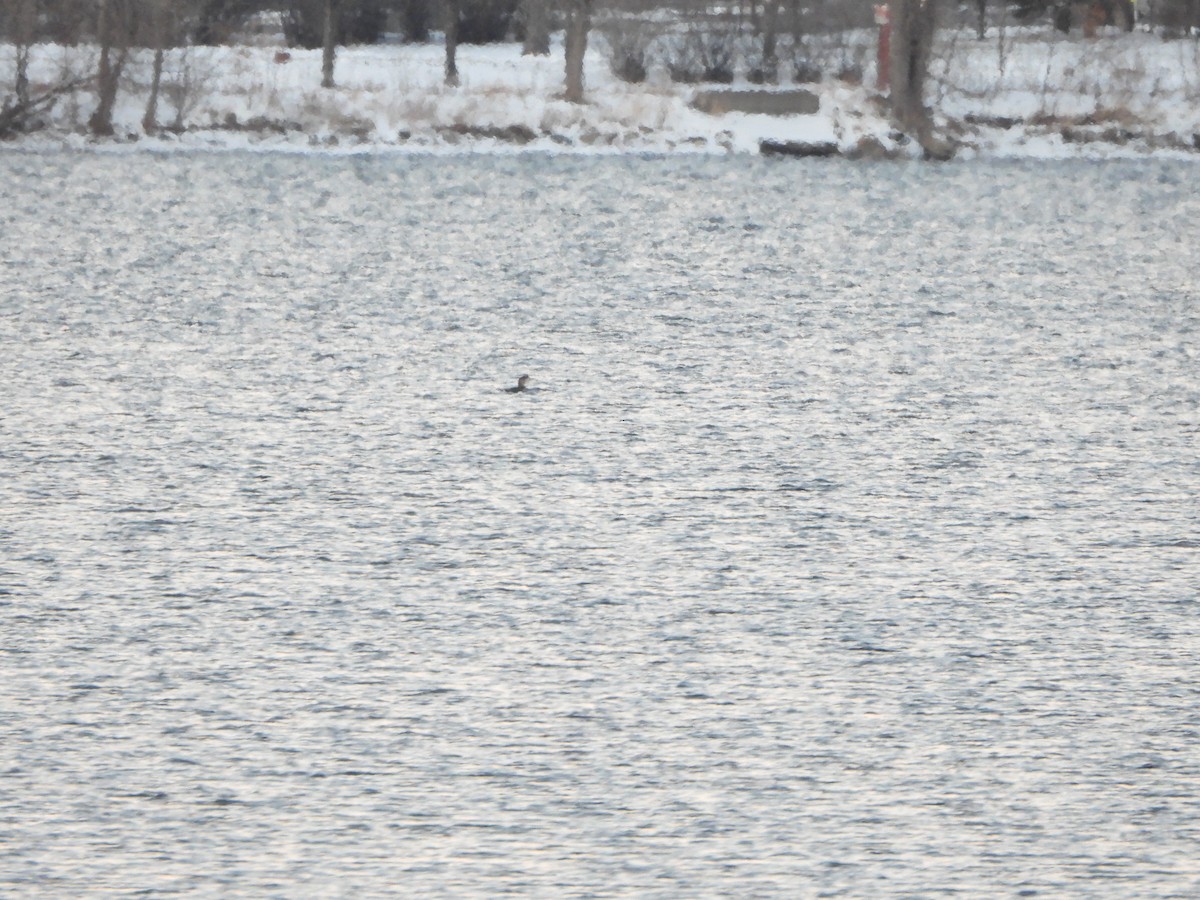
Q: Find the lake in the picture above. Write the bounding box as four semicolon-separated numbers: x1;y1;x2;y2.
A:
1;151;1198;897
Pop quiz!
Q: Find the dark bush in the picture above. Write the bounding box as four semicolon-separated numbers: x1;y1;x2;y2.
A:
192;0;269;45
282;0;388;48
457;0;521;43
396;0;433;42
663;28;736;85
791;58;823;84
1013;0;1135;32
602;24;652;83
740;35;777;85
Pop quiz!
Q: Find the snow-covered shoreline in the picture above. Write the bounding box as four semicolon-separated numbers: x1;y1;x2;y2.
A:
5;27;1200;160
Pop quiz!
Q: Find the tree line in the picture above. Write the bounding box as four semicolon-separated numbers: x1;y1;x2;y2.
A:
3;0;1200;146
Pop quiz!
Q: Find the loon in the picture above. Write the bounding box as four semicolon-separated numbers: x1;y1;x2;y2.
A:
505;375;531;393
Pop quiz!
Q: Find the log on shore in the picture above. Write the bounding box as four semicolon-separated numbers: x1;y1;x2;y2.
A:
759;139;840;158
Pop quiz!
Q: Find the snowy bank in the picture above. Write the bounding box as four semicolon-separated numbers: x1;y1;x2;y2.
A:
4;27;1200;159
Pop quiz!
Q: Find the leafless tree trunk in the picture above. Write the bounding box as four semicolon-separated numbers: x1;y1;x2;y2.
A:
761;0;782;77
788;0;805;45
13;0;36;107
143;0;168;131
521;0;550;55
89;0;132;136
889;0;947;155
975;0;987;39
322;0;337;87
0;77;85;138
564;0;592;103
444;0;460;85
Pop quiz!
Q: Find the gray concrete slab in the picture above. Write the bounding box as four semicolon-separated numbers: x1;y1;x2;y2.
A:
691;89;820;116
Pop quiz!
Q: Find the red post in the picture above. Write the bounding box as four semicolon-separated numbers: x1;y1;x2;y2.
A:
875;4;891;91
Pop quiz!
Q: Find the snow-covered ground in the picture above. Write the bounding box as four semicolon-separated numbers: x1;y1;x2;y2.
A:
933;25;1200;158
3;24;1200;158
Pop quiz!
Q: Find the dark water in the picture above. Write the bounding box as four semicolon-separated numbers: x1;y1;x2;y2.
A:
1;152;1198;897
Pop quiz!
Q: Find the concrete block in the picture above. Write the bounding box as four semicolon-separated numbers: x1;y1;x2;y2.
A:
692;89;820;117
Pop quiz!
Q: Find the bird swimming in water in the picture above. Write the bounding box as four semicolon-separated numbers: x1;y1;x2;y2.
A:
505;375;531;393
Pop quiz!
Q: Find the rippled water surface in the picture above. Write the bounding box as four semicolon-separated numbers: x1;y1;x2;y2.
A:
2;152;1198;897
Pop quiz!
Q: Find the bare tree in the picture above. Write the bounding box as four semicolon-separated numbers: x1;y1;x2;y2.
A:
163;46;219;131
1;80;87;138
322;0;337;87
89;0;135;136
2;0;92;138
564;0;592;102
521;0;550;55
888;0;948;155
444;0;460;85
143;0;169;131
759;0;783;81
10;0;37;107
